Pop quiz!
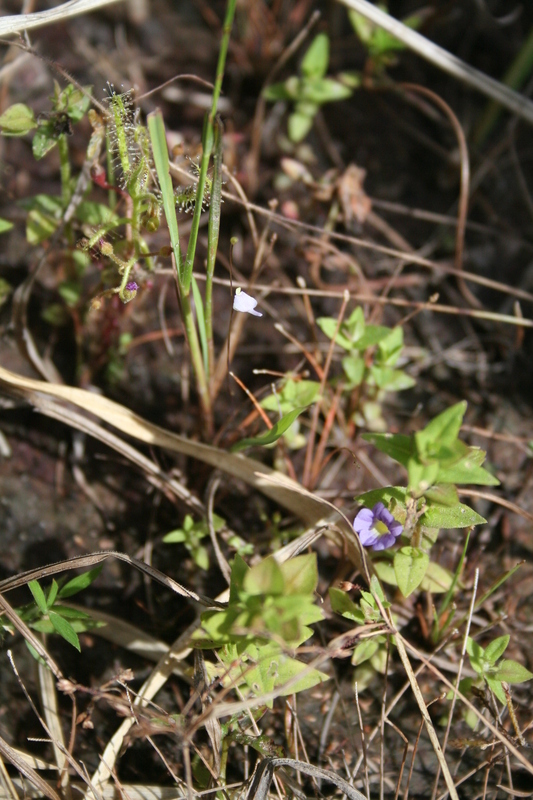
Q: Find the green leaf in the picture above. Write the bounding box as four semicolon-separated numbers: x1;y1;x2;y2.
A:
19;194;64;215
485;675;507;705
0;103;37;135
32;124;60;159
244;558;284;596
317;316;354;350
42;304;69;326
231;407;307;451
0;218;14;234
28;581;48;615
420;502;486;529
26;209;59;244
415;402;467;453
494;659;533;684
300;77;352;104
466;636;484;671
356;485;407;508
301;34;329;79
260;379;320;413
193;545;210;571
262;82;293;102
0;278;11;309
437;447;499;486
75;202;119;226
394;547;429;597
48;610;81;651
245;646;329;698
58;280;82;307
362;432;413;467
351;638;380;666
424;483;459;506
63;85;91;123
354;324;392;350
280;553;318;595
288;110;314;142
51;606;91;620
328;587;365;623
484;635;510;664
373;559;398;588
342;354;365;387
58;565;103;598
47;580;59;608
407;457;439;494
419;561;453;593
349;9;375;46
368;366;415;391
162;529;186;543
377;326;404;365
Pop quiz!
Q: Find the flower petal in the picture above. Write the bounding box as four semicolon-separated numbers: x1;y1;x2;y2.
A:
352;507;374;533
371;534;396;551
233;288;263;317
374;503;394;526
358;528;379;547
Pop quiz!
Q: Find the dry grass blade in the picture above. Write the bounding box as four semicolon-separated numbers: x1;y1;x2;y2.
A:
63;603;190;673
0;757;18;800
0;593;63;679
0;733;61;800
0;779;196;800
0;551;221;609
246;757;367;800
399;635;533;777
337;0;533;125
38;663;71;799
87;620;199;798
0;364;369;577
393;632;460;800
0;0;123;37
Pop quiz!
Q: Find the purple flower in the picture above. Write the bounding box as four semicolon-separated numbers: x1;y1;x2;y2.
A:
353;502;403;551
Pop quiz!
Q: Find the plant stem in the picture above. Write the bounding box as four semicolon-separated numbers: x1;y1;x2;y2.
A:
182;0;237;293
205;117;223;375
57;134;72;208
180;289;213;433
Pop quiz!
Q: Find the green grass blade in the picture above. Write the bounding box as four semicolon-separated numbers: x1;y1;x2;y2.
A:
147;110;183;280
191;274;208;376
205;116;223;374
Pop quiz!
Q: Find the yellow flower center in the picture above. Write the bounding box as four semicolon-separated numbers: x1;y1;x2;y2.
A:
374;520;389;536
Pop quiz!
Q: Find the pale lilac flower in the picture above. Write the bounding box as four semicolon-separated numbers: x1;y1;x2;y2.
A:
233;288;262;317
353;502;403;551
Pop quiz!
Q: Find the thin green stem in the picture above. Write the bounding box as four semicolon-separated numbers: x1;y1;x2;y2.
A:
209;0;237;127
205;117;223;375
182;0;237;294
181;290;213;433
147;111;183;278
57;134;72;208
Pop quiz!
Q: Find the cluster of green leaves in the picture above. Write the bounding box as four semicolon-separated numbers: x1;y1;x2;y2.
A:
447;635;533;727
357;402;499;599
12;566;104;655
254;378;321;451
0;82;96;251
192;553;328;703
466;635;533;706
263;33;354;142
163;513;252;570
318;307;415;431
348;4;421;75
329;576;391;688
0;81;90;157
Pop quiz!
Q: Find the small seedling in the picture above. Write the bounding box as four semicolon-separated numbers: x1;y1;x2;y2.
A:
6;566;105;656
263;33;353;142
